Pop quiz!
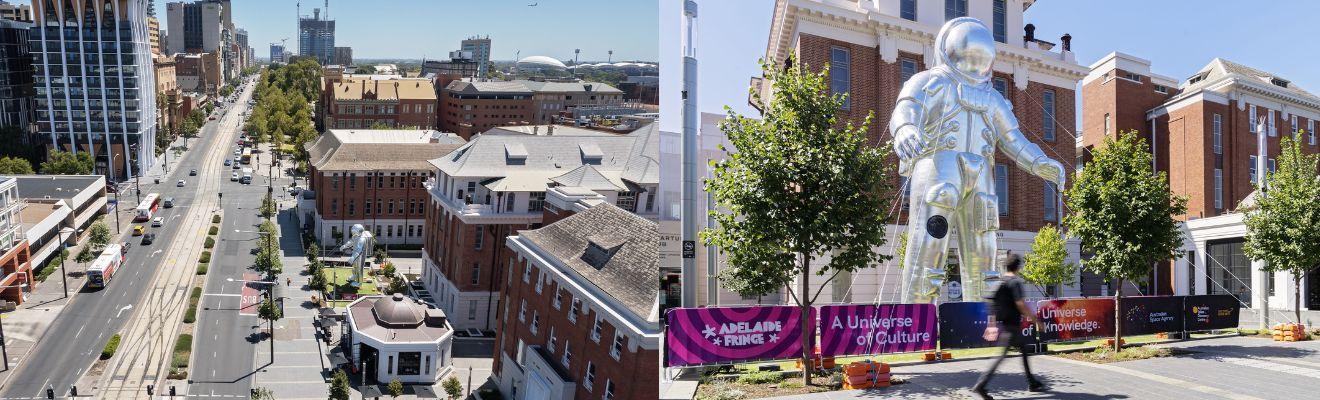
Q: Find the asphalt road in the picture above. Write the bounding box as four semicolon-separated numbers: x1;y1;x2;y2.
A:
0;81;253;399
188;88;298;398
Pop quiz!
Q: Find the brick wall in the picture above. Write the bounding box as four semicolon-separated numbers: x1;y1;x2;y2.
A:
438;93;535;139
312;168;430;243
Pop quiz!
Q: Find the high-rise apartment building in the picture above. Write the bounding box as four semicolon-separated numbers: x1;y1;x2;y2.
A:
299;8;335;65
32;0;158;181
165;1;222;54
270;43;285;63
334;46;352;66
0;18;33;129
460;35;490;77
0;1;31;22
146;16;160;55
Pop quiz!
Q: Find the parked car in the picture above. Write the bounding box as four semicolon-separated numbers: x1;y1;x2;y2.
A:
151;217;163;227
163;197;175;208
141;233;156;245
176;180;186;187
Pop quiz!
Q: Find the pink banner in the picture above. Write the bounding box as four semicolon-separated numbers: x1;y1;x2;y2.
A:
818;303;938;357
665;306;813;367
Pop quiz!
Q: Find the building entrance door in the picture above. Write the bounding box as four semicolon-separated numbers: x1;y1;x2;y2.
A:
1307;271;1320;310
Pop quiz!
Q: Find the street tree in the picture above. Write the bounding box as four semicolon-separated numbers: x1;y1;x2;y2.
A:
0;156;34;174
1243;136;1320;324
40;151;94;175
260;192;277;219
328;369;350;400
89;221;111;250
258;297;282;323
1064;131;1186;351
702;56;895;385
442;376;463;399
75;246;95;265
306;243;320;263
1022;225;1074;297
387;379;403;398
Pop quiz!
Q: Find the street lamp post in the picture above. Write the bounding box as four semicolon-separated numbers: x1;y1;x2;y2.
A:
229;277;278;364
130;144;141;206
56;227;84;298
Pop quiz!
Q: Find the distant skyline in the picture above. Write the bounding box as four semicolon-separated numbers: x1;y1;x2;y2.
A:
14;0;659;62
661;0;1320;133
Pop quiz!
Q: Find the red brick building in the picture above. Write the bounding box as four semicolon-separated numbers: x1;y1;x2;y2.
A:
420;123;660;332
494;203;659;400
1084;53;1320;299
758;0;1090;300
303;129;465;247
439;79;625;139
325;77;438;130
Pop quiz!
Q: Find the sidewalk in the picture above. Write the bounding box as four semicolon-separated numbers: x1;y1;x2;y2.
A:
0;230;95;386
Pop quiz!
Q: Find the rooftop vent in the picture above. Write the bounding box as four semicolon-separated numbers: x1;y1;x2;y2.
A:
1271;77;1290;88
505;143;528;164
580;240;621;270
579;143;603;164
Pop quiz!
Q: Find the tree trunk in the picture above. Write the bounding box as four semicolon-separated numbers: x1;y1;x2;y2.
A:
1296;276;1303;326
800;252;812;386
1113;279;1123;352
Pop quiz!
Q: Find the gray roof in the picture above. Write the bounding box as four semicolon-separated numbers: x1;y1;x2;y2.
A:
306;130;466;171
348;295;449;343
12;175;104;200
1182;58;1320;103
518;203;658;319
431;122;660;190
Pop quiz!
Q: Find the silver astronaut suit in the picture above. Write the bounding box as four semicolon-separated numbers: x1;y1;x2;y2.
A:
889;18;1066;304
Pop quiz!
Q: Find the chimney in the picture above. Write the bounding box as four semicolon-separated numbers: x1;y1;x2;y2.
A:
1061;33;1072;52
1023;24;1036;44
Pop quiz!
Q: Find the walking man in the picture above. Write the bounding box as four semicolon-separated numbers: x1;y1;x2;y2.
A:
972;254;1046;399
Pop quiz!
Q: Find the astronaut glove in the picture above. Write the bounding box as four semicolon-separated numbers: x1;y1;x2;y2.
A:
1032;157;1066;188
895;125;926;161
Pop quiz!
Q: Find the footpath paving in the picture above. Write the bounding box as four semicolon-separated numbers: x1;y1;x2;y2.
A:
761;335;1320;399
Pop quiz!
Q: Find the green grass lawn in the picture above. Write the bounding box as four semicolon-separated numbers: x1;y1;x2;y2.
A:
320;266;380;298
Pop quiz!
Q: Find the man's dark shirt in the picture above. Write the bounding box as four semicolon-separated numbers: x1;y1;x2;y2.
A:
991;275;1026;325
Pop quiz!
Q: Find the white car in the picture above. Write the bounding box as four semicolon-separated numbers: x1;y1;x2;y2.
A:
231;172;239;181
151;217;163;227
176;180;186;187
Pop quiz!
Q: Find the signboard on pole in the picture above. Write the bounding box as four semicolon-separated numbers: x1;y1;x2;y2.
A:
665;306;812;367
817;303;937;357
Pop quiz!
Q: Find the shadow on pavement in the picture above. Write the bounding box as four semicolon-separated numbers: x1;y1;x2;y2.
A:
1178;343;1317;359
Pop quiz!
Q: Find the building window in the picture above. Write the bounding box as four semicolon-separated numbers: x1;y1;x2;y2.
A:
1310;120;1317;145
535;271;545;294
506;194;516;212
604;380;615;400
944;0;967;20
1155;85;1168;94
992;77;1008;97
590;318;603;342
470;263;480;285
900;0;916;21
1269;158;1277;173
387;355;393;374
611;332;625;360
398;352;421;375
561;341;572;367
1249;105;1257;133
617;192;638;212
1249;155;1258;183
645;190;656;213
553;289;562;309
1293;115;1300;139
1042;89;1056;141
1268;110;1276;137
585;362;596;391
1212;114;1222;154
474;226;483;249
1214;168;1223;210
830;47;850;109
468;300;477;320
519;300;526;322
995;165;1008;216
568;298;580;323
523;263;531;283
548;327;557;353
531;311;539;335
900;58;918;84
992;0;1006;43
528;192;546;212
1043;182;1058;221
1104;113;1111;135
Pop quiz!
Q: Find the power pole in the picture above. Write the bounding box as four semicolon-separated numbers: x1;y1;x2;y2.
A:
679;0;699;308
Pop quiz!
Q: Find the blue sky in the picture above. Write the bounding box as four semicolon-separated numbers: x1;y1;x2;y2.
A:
15;0;658;61
659;0;1320;133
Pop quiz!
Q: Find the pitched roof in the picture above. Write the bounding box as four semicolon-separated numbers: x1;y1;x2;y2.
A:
1181;58;1320;104
332;77;436;101
518;203;658;319
430;122;659;190
306;130;466;171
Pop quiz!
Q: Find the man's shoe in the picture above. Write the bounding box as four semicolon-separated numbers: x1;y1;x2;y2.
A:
971;387;993;400
1028;380;1048;392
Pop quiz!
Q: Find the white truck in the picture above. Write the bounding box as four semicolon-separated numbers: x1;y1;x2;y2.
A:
241;168;253;184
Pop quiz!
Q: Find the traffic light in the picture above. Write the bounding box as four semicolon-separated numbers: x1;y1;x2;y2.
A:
70;385;77;397
45;387;53;399
147;384;154;395
170;386;177;396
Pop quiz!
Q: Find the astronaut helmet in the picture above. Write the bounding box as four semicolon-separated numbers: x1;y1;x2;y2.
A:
350;223;365;237
935;17;996;84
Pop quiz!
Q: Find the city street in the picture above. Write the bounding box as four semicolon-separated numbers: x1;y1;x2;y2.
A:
0;80;253;399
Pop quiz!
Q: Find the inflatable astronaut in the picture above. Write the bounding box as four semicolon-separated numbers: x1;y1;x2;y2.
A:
889;18;1066;304
339;223;375;287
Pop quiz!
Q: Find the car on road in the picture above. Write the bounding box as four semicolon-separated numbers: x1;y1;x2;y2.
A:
208;116;216;120
231;172;239;181
132;225;145;236
151;217;163;227
224;159;232;166
189;169;197;176
141;233;156;245
233;163;241;170
176;180;186;187
163;197;175;208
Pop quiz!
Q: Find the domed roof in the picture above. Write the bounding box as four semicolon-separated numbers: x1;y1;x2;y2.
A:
517;56;568;70
371;293;425;327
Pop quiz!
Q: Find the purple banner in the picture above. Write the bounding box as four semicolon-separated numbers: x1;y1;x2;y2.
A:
665;306;812;367
818;303;938;357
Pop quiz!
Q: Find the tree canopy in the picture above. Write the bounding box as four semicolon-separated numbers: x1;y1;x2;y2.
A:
1243;136;1320;323
1022;224;1073;296
0;156;34;174
40;150;94;175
